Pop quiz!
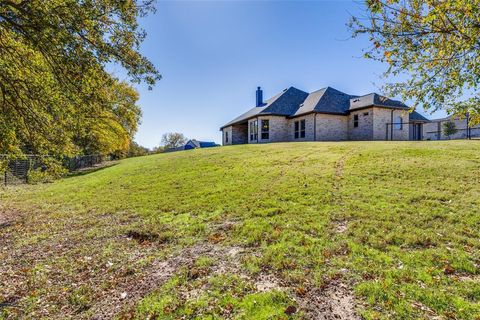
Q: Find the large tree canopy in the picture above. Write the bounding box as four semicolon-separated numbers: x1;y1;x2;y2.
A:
0;0;160;157
351;0;480;124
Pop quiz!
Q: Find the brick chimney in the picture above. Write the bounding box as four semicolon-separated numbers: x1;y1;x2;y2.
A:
256;86;263;107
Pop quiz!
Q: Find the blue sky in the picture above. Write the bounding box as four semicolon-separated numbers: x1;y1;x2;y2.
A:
121;0;443;148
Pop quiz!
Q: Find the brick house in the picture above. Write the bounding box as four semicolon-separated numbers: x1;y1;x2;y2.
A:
220;86;430;145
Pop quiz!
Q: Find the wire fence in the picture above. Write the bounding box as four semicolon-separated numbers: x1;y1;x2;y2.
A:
1;154;106;186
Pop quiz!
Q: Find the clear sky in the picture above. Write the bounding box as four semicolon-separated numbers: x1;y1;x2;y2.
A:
122;0;443;149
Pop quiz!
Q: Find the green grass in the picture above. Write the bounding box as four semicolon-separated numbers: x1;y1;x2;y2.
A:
1;141;479;319
134;272;297;320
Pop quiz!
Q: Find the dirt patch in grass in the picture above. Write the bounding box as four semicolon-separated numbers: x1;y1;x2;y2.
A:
0;209;154;319
0;209;21;228
333;220;348;234
298;281;359;320
93;239;360;319
89;255;178;319
92;243;247;319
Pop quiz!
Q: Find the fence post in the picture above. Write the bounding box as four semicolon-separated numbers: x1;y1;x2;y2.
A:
26;158;31;184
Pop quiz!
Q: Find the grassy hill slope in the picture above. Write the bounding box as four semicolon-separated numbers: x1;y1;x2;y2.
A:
1;141;479;319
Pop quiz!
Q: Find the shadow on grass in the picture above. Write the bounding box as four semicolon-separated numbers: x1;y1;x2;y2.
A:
66;161;119;178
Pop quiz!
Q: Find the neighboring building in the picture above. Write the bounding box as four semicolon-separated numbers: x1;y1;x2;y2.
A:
166;139;219;152
220;86;430;145
423;115;480;140
184;140;219;150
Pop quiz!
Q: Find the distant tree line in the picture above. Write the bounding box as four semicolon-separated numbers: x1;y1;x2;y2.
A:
113;132;189;159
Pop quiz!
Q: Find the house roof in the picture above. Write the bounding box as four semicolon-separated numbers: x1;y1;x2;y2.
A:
220;87;308;128
186;140;218;148
198;141;218;148
349;93;409;110
409;111;430;122
221;86;429;129
293;87;357;116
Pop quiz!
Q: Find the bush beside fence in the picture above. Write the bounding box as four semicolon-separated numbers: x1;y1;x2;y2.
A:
1;154;107;186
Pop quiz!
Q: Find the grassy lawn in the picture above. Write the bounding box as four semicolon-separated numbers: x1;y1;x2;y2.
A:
1;141;479;319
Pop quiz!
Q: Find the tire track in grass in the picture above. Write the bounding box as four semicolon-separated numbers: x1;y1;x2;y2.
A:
298;149;361;320
330;149;356;231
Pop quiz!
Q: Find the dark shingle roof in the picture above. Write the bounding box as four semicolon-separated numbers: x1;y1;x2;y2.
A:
349;93;409;110
185;140;218;150
409;111;430;122
293;87;357;116
221;87;430;129
220;87;308;128
198;141;218;148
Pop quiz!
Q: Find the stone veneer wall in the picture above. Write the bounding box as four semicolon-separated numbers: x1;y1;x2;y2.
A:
315;114;348;141
222;126;232;145
373;107;409;140
348;108;374;140
222;124;248;145
248;116;290;143
233;124;248;144
287;114;315;142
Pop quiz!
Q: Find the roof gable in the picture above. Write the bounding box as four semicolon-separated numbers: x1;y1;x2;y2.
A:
294;87;357;116
409;111;430;122
262;87;309;115
350;93;409;110
220;87;307;128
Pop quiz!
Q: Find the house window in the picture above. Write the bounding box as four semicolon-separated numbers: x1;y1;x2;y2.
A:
363;112;369;116
353;114;359;128
395;116;403;130
294;119;306;139
261;120;269;140
249;120;258;141
225;131;229;143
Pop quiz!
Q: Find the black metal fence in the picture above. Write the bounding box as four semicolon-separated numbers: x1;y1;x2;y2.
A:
64;154;105;172
424;127;480;140
1;154;106;186
385;122;425;141
385;122;480;141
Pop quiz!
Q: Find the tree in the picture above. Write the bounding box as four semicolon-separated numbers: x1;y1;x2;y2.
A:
0;0;161;158
151;146;165;154
161;133;187;149
350;0;480;125
73;81;141;156
443;121;458;139
127;142;150;158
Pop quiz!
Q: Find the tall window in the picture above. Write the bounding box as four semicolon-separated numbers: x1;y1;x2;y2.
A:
249;120;258;141
261;120;269;140
395;116;403;130
225;131;229;143
353;114;359;128
294;119;305;139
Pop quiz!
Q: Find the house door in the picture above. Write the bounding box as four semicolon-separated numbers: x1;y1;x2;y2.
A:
413;124;422;140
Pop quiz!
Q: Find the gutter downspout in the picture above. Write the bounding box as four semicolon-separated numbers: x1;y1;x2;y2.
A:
466;112;471;139
390;109;394;141
257;116;259;143
314;113;317;141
